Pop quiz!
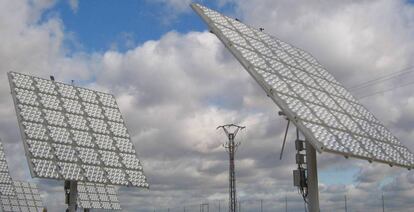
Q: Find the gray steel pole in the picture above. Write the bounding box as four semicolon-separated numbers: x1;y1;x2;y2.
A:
306;142;320;212
218;200;221;212
382;193;385;212
68;181;78;212
285;195;288;212
344;195;347;212
260;199;263;212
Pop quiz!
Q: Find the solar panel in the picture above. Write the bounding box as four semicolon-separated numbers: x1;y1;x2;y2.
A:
0;181;44;212
7;72;149;187
77;182;121;210
191;3;414;168
0;141;15;196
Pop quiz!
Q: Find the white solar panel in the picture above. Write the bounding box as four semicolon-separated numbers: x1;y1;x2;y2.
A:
191;3;414;168
0;142;15;196
77;182;121;210
0;181;44;212
8;72;149;187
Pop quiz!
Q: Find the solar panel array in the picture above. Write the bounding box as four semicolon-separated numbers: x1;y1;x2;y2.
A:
191;3;414;168
0;181;44;212
0;142;15;196
77;182;121;210
8;72;149;187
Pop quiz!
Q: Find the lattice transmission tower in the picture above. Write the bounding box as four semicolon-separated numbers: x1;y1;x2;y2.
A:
217;124;245;212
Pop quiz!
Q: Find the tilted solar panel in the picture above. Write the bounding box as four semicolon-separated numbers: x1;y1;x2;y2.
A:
77;182;121;210
0;142;15;196
191;3;414;168
8;72;149;187
0;181;44;212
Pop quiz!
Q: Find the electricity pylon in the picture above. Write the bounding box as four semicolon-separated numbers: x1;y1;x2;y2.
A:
217;124;245;212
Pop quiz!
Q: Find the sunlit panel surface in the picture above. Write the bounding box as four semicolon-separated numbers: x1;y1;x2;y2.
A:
77;182;121;210
8;72;149;187
0;142;15;196
191;3;414;168
0;181;44;212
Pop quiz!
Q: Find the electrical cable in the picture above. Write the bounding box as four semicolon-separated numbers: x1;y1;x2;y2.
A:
295;127;309;207
342;66;414;99
348;66;414;91
357;80;414;99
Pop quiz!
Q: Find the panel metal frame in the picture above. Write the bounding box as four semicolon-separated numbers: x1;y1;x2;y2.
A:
191;3;414;169
7;71;149;186
6;74;38;180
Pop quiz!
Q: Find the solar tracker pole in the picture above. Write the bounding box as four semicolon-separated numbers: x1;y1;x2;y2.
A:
65;180;78;212
305;141;320;212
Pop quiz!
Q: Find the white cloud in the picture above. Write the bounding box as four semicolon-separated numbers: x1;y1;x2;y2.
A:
1;0;414;211
68;0;79;13
151;0;193;13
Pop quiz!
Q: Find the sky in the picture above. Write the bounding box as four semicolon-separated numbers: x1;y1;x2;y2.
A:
1;0;414;211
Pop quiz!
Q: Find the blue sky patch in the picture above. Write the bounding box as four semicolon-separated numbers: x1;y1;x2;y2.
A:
41;0;237;53
319;167;359;185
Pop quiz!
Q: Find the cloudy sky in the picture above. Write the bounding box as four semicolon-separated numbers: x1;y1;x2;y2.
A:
1;0;414;211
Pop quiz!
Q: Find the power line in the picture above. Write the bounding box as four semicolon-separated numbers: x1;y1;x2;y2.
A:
339;65;414;99
357;80;414;99
349;66;414;91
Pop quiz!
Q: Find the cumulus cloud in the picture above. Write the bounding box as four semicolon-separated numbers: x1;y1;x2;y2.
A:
1;0;414;211
68;0;79;13
150;0;193;13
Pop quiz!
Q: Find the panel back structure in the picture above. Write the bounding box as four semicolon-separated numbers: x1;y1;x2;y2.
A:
191;3;414;168
0;181;44;212
0;142;15;196
77;182;121;210
7;72;149;187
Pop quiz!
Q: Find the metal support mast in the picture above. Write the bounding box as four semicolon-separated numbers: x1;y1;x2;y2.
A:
64;180;78;212
218;200;221;212
344;195;347;212
283;112;319;212
217;124;245;212
285;195;288;212
306;141;320;212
